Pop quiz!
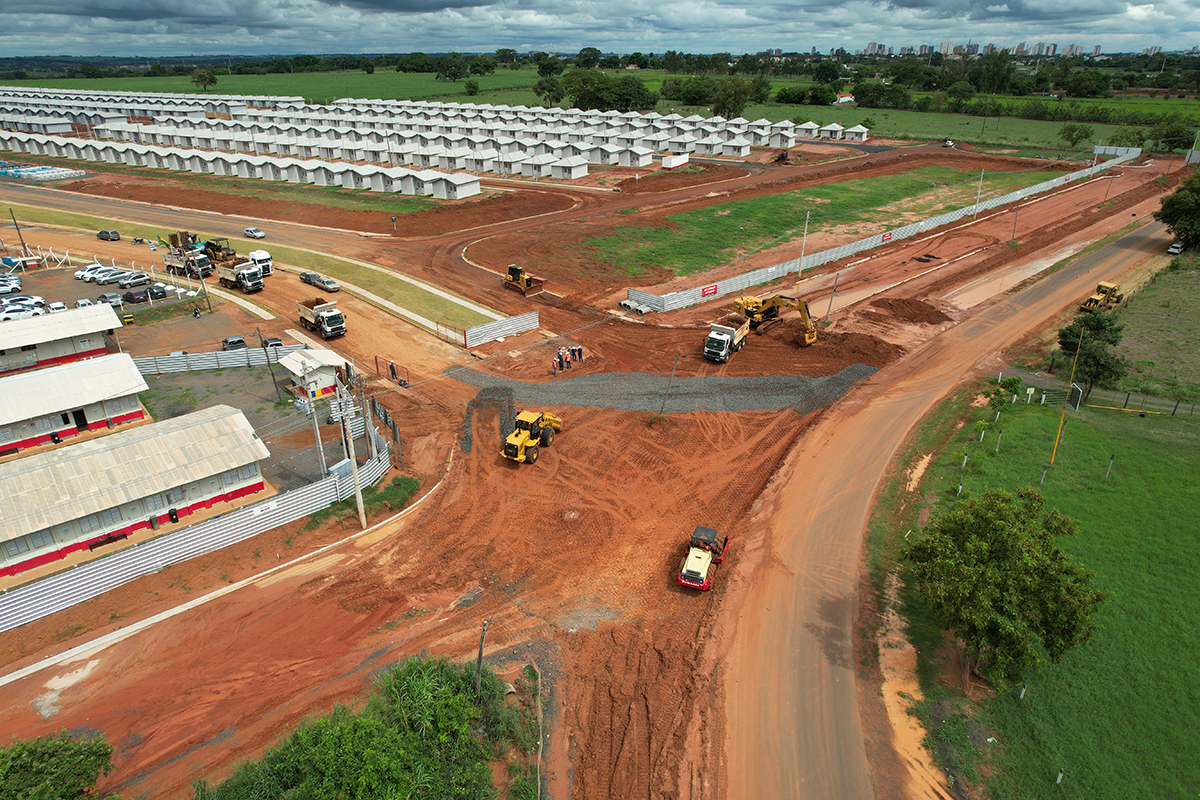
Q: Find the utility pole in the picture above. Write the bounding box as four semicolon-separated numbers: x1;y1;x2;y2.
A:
474;620;489;696
340;370;367;529
825;272;840;321
1051;326;1085;465
309;384;325;477
8;209;29;257
973;168;984;218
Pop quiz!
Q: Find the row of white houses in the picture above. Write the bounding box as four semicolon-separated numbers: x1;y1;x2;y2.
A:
0;131;484;198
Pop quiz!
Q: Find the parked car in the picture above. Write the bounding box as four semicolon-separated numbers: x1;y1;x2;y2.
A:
96;292;124;307
148;285;168;300
74;298;94;308
0;307;44;321
0;282;21;295
243;227;266;239
97;270;132;286
222;336;248;351
262;337;283;348
97;230;120;241
943;140;954;147
85;268;119;284
75;264;106;280
122;289;150;304
118;272;150;288
7;295;45;307
1167;241;1185;255
47;301;68;313
299;272;340;292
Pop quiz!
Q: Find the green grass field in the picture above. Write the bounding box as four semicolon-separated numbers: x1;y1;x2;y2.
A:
579;165;1065;276
1112;259;1200;398
902;384;1200;800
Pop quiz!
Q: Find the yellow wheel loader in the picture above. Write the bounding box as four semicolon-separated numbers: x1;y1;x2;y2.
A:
502;410;564;464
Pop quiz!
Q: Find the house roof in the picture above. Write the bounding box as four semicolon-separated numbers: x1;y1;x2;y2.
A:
0;353;147;428
0;404;269;540
0;304;121;351
279;348;347;377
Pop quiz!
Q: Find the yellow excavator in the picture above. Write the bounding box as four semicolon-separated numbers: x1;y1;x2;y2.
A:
732;293;818;345
502;410;564;464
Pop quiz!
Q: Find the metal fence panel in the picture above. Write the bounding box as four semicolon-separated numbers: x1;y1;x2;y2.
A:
132;344;308;375
465;311;539;348
627;151;1142;313
0;427;390;634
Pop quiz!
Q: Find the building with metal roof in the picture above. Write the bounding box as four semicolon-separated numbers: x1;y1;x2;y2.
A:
279;348;346;398
0;353;147;454
0;404;270;577
0;304;121;375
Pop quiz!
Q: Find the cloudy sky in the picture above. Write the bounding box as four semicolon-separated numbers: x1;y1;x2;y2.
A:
0;0;1196;58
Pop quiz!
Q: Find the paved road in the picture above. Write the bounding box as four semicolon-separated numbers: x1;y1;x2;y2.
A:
724;219;1167;799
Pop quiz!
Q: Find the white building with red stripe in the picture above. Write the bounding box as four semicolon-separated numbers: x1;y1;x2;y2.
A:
0;353;147;454
0;304;121;375
0;404;270;577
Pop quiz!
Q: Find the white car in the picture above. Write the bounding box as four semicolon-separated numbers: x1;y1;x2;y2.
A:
1167;241;1185;255
75;264;107;280
74;298;94;308
97;270;132;286
47;301;68;313
943;140;954;147
244;227;266;239
85;268;119;283
0;306;44;321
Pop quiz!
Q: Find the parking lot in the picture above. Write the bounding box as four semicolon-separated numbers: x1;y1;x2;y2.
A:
1;264;199;315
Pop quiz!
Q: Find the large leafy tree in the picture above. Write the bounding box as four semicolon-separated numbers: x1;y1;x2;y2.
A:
712;76;752;118
907;489;1104;685
0;730;113;800
533;76;564;105
1145;114;1195;152
191;67;217;92
435;53;468;82
1059;122;1095;149
812;60;841;85
1154;170;1200;244
536;55;565;79
575;47;601;68
468;55;497;76
974;47;1015;94
1058;310;1128;398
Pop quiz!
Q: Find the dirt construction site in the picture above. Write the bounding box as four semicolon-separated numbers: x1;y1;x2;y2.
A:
0;140;1188;799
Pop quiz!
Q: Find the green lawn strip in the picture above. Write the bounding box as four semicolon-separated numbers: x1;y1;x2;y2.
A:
265;242;493;331
900;385;1200;799
580;166;1061;276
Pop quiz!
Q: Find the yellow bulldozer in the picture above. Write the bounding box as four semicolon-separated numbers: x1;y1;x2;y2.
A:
1080;281;1124;312
502;410;563;464
502;264;546;296
732;293;818;345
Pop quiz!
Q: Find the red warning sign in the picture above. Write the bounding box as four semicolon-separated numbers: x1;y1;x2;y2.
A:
701;284;718;297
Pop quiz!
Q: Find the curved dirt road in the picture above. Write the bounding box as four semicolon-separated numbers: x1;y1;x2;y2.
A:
723;221;1168;798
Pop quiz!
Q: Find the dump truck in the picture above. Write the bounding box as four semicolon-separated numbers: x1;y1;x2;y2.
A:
677;526;729;591
297;297;347;339
501;410;563;464
703;313;750;363
1080;281;1124;312
163;250;212;278
733;293;818;345
502;264;546;296
215;260;264;293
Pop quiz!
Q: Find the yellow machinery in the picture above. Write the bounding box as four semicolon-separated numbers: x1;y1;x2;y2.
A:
502;264;546;296
1080;281;1124;312
203;237;237;263
502;410;564;464
732;293;818;345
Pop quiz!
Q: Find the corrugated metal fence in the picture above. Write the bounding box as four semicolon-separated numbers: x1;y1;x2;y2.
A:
627;149;1142;313
132;344;309;375
465;310;539;348
0;425;390;634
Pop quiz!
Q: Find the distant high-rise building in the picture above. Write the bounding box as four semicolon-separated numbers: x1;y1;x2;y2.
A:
1034;42;1045;56
1048;43;1058;56
983;43;996;55
1017;41;1027;54
919;44;933;56
1092;45;1101;56
965;43;979;55
775;48;782;57
953;44;965;55
940;40;953;55
812;47;818;55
